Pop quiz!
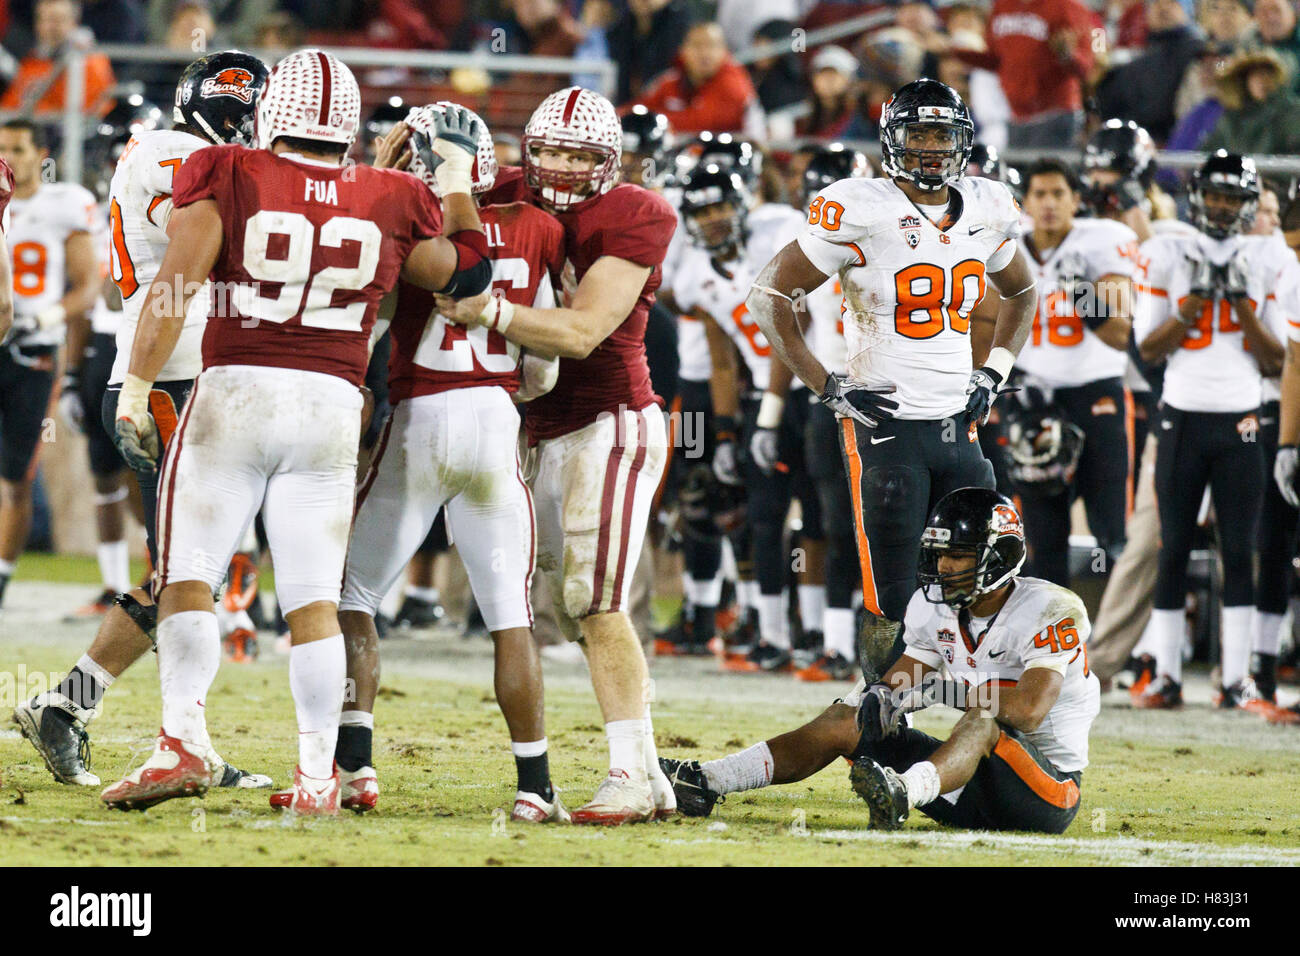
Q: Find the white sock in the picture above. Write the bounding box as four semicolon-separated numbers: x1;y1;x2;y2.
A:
757;592;790;649
900;760;941;808
405;585;439;603
824;607;856;660
289;635;346;779
702;741;773;794
511;738;547;758
1149;608;1185;684
737;578;757;612
1220;605;1252;689
605;718;645;775
642;706;663;779
1132;615;1158;658
798;584;826;634
157;611;220;748
1252;609;1284;657
96;539;131;594
0;558;15;577
76;653;116;690
693;574;723;608
339;709;373;729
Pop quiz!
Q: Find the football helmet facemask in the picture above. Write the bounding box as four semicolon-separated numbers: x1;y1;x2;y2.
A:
880;79;974;192
1190;150;1260;239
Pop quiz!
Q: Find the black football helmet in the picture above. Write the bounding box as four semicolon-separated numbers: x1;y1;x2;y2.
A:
675;131;762;192
1006;406;1086;498
1190;150;1260;239
365;95;408;145
1083;118;1156;186
621;105;670;185
678;162;750;254
917;488;1027;609
965;143;1022;195
173;50;269;146
85;93;163;197
880;79;974;192
801;143;871;208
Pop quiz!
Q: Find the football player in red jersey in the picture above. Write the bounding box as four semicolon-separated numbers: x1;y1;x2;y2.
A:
443;87;678;825
101;50;492;815
303;103;569;820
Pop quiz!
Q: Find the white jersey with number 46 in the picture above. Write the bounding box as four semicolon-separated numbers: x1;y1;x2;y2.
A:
107;128;212;384
796;176;1022;420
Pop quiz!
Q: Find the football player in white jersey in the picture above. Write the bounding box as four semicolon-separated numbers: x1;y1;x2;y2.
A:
1133;151;1284;712
660;488;1100;832
744;79;1038;682
12;52;273;790
0;119;101;609
1009;159;1136;586
673;162;818;673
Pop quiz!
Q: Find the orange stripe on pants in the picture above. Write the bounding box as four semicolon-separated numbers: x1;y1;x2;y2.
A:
840;417;882;616
994;732;1080;809
1122;387;1135;520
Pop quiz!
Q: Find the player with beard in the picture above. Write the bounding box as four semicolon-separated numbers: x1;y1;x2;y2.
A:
442;87;678;825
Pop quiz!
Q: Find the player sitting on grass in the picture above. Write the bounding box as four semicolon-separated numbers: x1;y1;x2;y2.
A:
660;488;1100;833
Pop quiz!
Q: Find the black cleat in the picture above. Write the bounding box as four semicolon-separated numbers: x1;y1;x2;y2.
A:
850;758;909;830
659;757;724;817
12;694;99;785
393;594;446;630
215;761;273;789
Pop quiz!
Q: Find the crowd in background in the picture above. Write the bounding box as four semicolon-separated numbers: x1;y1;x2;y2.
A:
3;0;1300;157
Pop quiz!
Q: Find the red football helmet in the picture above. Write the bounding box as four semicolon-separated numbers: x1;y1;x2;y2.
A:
522;86;621;212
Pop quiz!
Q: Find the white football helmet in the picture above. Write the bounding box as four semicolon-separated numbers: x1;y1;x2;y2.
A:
255;48;360;151
405;101;497;198
522;86;621;212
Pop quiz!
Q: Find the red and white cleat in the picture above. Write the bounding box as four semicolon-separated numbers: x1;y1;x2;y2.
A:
341;765;378;813
272;765;340;816
511;790;570;823
101;730;217;811
570;769;655;826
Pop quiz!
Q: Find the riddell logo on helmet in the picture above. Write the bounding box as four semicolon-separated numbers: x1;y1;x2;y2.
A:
201;68;256;104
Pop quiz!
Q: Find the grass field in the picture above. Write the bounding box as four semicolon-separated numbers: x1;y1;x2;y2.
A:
3;581;1300;866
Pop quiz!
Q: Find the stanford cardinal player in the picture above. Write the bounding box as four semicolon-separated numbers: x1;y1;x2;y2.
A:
102;50;492;815
446;87;677;825
329;103;567;820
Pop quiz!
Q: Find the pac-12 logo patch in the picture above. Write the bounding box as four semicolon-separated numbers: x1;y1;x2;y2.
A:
201;68;257;104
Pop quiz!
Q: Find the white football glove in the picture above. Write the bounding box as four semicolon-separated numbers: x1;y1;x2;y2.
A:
1276;445;1300;509
58;368;84;432
749;427;779;474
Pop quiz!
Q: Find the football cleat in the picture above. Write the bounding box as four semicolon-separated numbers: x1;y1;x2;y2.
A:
1214;677;1279;716
569;769;654;826
66;588;118;621
1121;653;1157;697
1132;675;1183;709
12;693;99;786
273;766;340;816
341;765;378;812
101;730;218;811
796;651;856;683
222;626;257;663
724;642;793;674
393;593;446;630
214;757;273;789
849;758;910;830
658;757;723;818
1266;702;1300;725
511;790;570;823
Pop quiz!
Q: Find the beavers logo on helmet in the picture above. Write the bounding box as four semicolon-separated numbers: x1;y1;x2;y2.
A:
992;504;1023;540
201;68;256;104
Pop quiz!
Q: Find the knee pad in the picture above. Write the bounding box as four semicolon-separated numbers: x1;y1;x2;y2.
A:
113;592;158;646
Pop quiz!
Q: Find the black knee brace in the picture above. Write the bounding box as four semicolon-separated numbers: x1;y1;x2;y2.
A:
113;592;158;646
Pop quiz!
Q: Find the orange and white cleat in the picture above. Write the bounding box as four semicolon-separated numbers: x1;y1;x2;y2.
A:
66;588;118;621
510;790;570;823
795;652;855;683
1124;654;1157;699
569;769;654;826
341;765;378;812
1214;677;1277;716
273;765;340;816
101;730;217;811
1132;676;1183;710
222;626;257;663
1266;702;1300;725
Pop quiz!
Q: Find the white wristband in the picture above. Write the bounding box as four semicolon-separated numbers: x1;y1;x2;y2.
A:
116;372;153;421
984;346;1015;384
756;392;785;429
479;296;515;333
35;303;66;330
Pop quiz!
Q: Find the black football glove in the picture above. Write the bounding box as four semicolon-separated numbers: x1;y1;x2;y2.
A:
819;373;898;429
855;682;907;742
963;365;1004;426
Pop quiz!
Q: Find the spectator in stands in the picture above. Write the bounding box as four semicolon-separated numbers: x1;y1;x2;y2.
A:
635;21;763;136
717;0;802;50
843;25;924;141
1203;46;1300;154
251;10;306;53
497;0;585;57
1167;41;1232;149
147;0;274;49
1094;0;1203;144
0;0;115;116
164;0;215;49
935;0;1099;148
794;44;857;140
80;0;148;44
1255;0;1300;88
607;0;693;105
1202;0;1258;50
748;18;806;115
1106;0;1148;52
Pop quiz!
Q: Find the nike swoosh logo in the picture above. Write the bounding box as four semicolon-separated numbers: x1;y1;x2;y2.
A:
968;226;984;235
870;435;896;445
989;650;1005;659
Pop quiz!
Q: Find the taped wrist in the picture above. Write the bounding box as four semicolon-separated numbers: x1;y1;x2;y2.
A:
438;229;492;297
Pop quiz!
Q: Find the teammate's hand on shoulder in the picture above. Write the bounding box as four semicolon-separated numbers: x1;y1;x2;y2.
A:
434;290;492;327
963;365;1002;426
819;373;898;429
373;121;412;171
749;427;779;475
59;368;84;433
855;682;906;742
1275;445;1300;509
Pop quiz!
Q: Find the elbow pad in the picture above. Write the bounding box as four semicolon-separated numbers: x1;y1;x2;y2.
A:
439;229;492;298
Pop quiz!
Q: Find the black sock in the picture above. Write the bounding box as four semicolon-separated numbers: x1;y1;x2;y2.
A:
693;605;717;645
57;666;105;712
0;572;10;606
336;724;373;772
1252;652;1278;701
515;751;553;802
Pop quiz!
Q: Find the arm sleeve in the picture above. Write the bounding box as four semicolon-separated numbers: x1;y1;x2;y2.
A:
794;179;870;277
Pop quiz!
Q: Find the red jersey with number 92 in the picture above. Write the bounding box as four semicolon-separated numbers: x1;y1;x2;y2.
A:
387;201;564;402
172;144;442;386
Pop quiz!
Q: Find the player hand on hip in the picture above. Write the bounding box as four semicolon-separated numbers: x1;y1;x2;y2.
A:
855;682;907;742
412;105;483;197
58;367;84;433
113;374;161;472
819;373;898;429
1275;445;1300;509
749;427;779;474
963;365;1005;426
